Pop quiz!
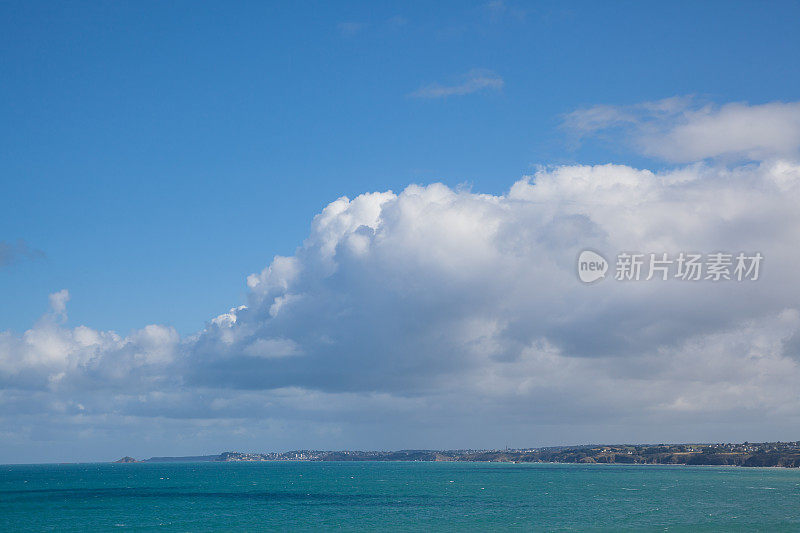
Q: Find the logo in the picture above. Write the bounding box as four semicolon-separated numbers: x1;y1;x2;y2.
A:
576;250;762;284
577;250;608;284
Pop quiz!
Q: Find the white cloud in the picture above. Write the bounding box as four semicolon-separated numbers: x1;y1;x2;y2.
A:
48;289;69;321
564;97;800;163
410;69;504;98
5;148;800;458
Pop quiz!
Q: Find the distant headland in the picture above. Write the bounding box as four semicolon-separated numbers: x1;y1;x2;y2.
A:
116;441;800;467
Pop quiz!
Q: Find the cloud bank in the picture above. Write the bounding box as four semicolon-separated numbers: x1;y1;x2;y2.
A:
4;100;800;461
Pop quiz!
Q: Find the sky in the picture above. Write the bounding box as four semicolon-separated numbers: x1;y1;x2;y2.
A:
2;1;800;463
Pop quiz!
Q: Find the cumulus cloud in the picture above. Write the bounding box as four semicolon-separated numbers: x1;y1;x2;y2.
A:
189;161;800;402
410;69;504;98
564;97;800;163
3;155;800;460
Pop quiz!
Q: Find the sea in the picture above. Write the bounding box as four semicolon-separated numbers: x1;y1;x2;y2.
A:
2;461;799;531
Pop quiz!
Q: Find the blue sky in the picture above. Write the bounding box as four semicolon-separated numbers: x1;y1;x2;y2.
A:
4;2;800;462
3;0;799;336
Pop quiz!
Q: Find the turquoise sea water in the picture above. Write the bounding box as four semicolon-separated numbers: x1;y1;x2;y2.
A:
2;461;800;531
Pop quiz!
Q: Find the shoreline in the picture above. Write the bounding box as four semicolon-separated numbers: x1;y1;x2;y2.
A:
3;460;800;469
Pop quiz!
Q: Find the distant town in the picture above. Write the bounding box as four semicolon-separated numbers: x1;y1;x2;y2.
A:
116;441;800;467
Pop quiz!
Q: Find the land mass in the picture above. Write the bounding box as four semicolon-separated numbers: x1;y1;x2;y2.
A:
117;441;800;467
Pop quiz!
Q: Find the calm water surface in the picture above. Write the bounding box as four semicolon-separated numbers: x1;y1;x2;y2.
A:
1;461;799;531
